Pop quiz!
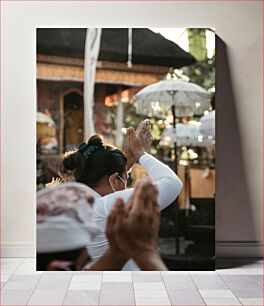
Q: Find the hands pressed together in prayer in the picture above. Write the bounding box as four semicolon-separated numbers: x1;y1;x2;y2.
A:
88;177;167;271
124;119;152;170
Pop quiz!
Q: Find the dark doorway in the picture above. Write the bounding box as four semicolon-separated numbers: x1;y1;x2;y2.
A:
63;91;84;151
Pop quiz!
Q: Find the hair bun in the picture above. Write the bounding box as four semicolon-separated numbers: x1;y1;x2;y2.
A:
87;135;104;147
63;152;82;171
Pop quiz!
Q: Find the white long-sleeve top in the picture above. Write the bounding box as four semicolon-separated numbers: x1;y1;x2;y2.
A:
87;153;183;270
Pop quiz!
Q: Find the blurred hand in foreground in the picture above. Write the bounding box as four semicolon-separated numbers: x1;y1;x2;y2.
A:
106;177;167;270
46;177;62;188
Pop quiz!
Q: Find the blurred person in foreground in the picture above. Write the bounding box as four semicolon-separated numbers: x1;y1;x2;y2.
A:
37;178;167;271
59;120;182;270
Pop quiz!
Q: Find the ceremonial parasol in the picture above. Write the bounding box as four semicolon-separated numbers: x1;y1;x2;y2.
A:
200;110;215;138
135;76;211;172
160;122;215;147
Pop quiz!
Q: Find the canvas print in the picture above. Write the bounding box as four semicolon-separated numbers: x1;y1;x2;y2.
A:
36;28;215;271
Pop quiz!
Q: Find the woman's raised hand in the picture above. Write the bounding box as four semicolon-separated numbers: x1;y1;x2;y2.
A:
129;120;152;160
124;119;152;168
136;119;152;153
123;127;137;170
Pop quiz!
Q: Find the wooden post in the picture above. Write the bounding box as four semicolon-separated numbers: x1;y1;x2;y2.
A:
115;93;124;148
171;105;178;174
171;104;180;254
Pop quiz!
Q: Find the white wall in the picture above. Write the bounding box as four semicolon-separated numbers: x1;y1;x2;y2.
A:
1;1;262;257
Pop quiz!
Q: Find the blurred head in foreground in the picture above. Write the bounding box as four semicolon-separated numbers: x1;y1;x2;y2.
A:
37;182;100;271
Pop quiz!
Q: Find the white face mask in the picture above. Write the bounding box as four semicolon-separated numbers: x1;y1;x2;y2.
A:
109;178;116;192
117;175;127;189
109;174;127;192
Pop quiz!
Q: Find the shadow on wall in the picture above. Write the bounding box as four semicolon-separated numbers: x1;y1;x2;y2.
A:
216;36;258;263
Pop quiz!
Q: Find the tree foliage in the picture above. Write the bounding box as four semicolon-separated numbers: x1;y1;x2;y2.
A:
110;28;215;150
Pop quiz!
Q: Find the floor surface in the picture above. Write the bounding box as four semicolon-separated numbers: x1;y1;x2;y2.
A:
0;257;263;305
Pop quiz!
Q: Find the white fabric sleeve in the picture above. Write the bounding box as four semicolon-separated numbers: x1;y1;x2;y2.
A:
96;153;182;216
138;153;183;210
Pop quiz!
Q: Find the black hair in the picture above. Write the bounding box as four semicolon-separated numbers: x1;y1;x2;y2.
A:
60;135;127;187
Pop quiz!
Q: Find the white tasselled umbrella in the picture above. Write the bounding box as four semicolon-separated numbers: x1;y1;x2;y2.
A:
135;78;211;118
161;122;215;147
200;110;215;137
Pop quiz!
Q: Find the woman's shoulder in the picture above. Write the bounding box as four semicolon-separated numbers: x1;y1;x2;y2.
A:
88;187;101;200
93;188;134;217
103;188;134;202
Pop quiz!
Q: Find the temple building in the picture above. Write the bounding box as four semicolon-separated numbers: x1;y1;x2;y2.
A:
37;28;195;153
